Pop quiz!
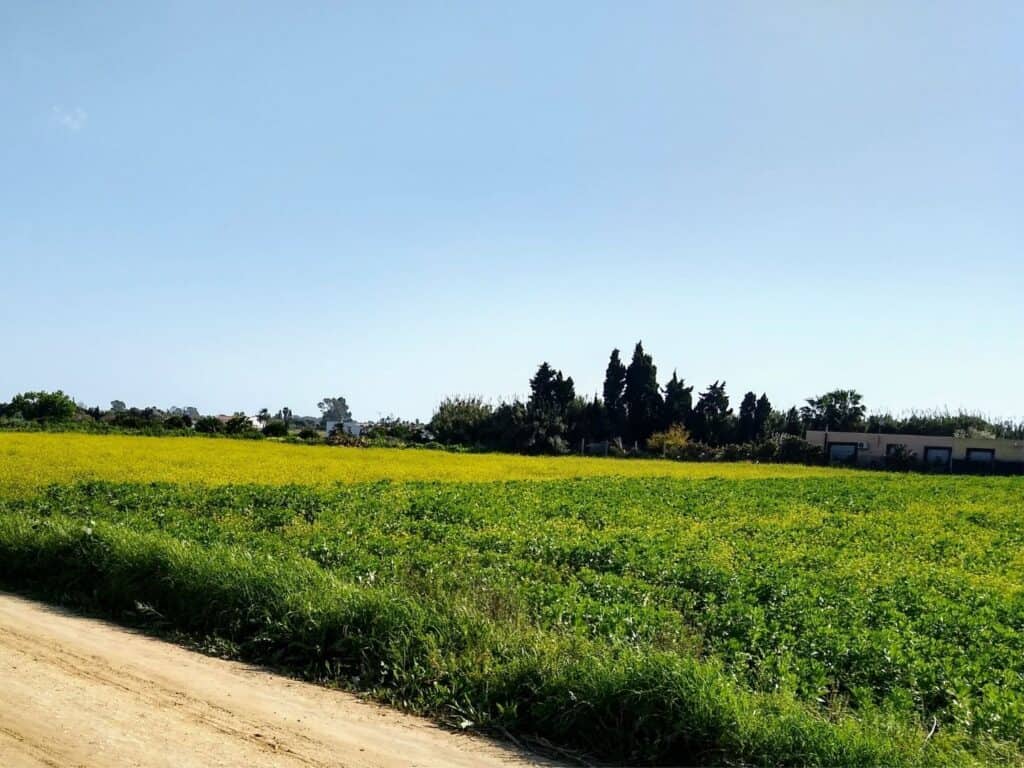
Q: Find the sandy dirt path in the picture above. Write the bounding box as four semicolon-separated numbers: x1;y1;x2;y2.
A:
0;592;552;768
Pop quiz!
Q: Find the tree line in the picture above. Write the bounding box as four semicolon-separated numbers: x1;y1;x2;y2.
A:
427;342;1024;454
429;342;794;454
0;391;307;438
0;391;369;442
2;349;1020;453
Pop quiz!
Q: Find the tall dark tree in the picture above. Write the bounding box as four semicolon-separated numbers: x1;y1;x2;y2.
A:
690;381;733;446
566;395;610;446
736;391;758;443
783;406;803;436
487;400;532;452
753;394;772;441
602;349;627;437
801;390;866;431
277;406;293;429
318;396;353;423
623;341;663;444
528;362;575;417
526;362;576;452
661;370;693;430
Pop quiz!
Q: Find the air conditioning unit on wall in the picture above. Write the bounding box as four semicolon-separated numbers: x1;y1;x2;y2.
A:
857;441;871;451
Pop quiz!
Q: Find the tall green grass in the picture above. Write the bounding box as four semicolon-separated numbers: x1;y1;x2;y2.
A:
2;476;1022;766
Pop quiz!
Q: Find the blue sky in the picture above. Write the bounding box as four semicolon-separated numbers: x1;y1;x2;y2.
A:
2;2;1021;421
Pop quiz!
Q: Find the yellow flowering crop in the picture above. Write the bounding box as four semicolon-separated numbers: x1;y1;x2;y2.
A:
0;432;838;495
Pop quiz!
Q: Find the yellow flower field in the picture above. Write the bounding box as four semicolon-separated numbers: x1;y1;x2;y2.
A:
0;432;839;494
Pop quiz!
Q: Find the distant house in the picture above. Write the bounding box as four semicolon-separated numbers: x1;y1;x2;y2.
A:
325;419;361;437
805;430;1024;473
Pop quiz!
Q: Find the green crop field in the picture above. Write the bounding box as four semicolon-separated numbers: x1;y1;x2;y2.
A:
1;433;1022;765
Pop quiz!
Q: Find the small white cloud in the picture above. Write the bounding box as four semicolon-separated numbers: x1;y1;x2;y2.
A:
52;105;88;132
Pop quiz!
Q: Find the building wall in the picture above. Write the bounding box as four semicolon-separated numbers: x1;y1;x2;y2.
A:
955;436;1024;462
805;430;1024;468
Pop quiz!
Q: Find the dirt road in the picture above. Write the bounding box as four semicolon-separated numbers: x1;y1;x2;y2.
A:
0;592;550;768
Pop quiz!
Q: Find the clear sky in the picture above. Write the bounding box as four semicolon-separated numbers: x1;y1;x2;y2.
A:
2;2;1021;421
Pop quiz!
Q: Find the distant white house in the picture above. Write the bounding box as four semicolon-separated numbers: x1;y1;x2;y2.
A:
325;419;361;437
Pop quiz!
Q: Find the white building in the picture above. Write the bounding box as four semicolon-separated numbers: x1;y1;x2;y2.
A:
325;419;361;437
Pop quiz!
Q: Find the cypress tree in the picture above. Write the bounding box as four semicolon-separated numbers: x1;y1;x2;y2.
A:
529;363;575;417
691;381;732;446
737;391;758;443
753;394;772;441
662;370;693;430
623;341;663;444
602;349;627;438
527;362;576;452
783;406;803;436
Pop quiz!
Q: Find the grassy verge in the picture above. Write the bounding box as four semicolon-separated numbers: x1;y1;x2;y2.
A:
0;513;947;766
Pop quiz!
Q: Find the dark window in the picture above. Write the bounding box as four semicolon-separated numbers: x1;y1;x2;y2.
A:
924;446;952;466
966;448;995;464
828;442;858;463
885;443;906;456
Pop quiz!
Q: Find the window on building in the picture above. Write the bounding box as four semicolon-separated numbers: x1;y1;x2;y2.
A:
924;447;952;467
885;443;906;456
828;443;858;463
966;448;995;465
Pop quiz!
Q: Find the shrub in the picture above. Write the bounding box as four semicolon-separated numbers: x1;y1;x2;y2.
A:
262;420;289;438
3;390;76;422
297;427;320;441
362;417;432;444
885;445;917;471
194;416;224;434
224;413;256;435
680;442;716;461
750;440;779;462
326;432;368;447
539;434;571;455
715;443;750;462
163;414;189;430
430;396;493;446
647;425;691;458
777;436;823;465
